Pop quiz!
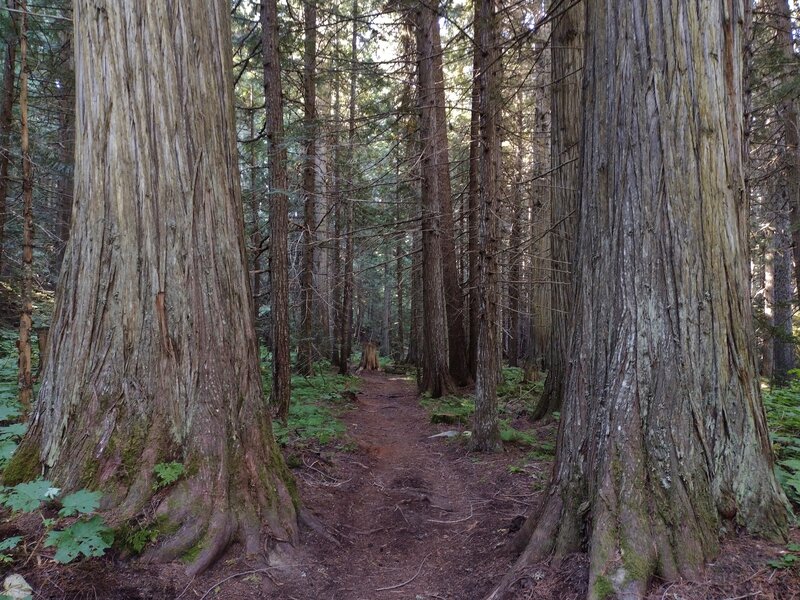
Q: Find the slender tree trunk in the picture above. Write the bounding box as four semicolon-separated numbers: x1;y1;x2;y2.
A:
471;0;501;451
16;0;32;414
5;0;298;576
492;2;789;597
262;0;291;421
339;0;357;375
534;0;583;420
0;0;18;276
467;1;481;378
298;0;317;376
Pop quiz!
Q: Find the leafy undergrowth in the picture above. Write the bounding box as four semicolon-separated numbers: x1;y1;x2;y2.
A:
269;360;360;451
418;366;552;454
763;371;800;510
0;328;42;472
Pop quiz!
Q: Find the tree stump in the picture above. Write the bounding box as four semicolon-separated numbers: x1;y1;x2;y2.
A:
358;342;380;371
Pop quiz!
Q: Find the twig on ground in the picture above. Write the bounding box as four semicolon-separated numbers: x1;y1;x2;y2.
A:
721;592;762;600
174;576;196;600
428;505;474;524
198;568;287;600
375;552;432;592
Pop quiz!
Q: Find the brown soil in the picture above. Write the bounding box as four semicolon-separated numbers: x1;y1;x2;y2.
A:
7;371;800;599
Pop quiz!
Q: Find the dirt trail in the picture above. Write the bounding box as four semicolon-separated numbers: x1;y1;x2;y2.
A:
275;370;540;600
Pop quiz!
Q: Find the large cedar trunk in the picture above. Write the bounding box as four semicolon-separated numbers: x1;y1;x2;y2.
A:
492;1;788;598
5;0;298;575
534;0;582;420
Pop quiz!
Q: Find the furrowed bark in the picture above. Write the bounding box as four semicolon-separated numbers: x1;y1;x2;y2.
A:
6;1;299;575
490;1;789;598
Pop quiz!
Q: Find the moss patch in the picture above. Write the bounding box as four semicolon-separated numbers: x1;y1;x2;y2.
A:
593;575;614;600
2;442;39;485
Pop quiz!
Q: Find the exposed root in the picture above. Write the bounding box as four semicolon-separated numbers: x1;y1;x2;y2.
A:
485;495;565;600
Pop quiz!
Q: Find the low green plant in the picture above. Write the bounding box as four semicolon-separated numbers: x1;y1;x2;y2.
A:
269;367;359;447
153;462;185;490
0;480;112;565
767;543;800;570
763;371;800;507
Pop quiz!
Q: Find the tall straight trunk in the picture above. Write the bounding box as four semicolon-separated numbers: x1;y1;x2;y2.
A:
427;0;469;385
768;0;800;305
0;0;17;276
507;107;524;368
297;0;317;376
415;3;454;397
416;0;470;385
382;259;391;354
471;0;501;452
5;0;298;576
262;0;291;421
330;56;343;365
772;183;795;385
534;0;583;419
467;1;481;378
338;0;357;375
395;199;405;360
494;2;788;598
16;0;32;414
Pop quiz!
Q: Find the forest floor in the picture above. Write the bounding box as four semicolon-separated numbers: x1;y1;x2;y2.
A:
12;370;800;599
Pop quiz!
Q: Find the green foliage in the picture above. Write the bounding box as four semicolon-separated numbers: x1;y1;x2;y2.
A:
0;480;111;565
153;462;185;490
420;367;546;446
0;479;59;512
767;543;800;570
58;490;102;517
44;516;114;563
120;526;159;555
0;536;22;563
763;372;800;507
420;394;474;425
270;366;358;447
